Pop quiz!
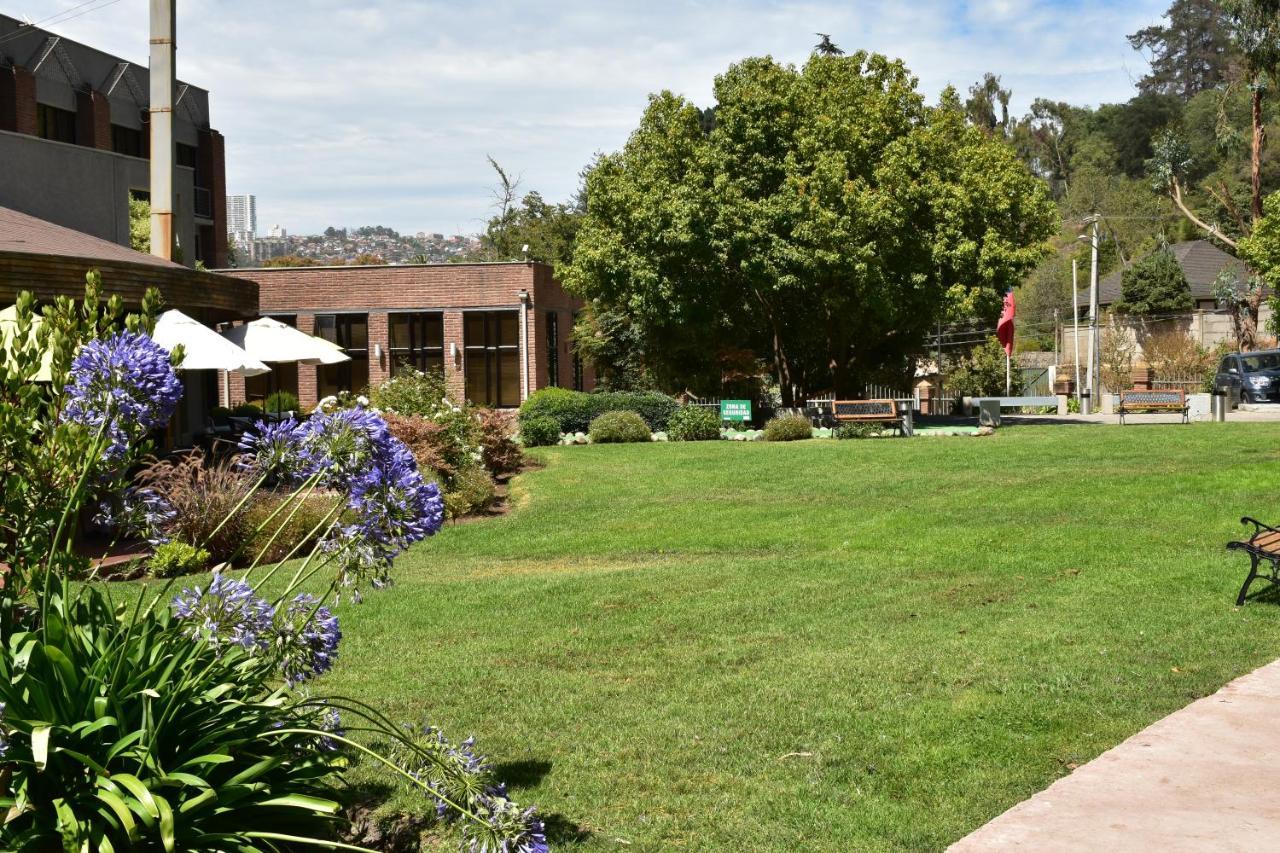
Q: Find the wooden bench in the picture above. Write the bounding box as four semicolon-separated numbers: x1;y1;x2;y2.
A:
831;399;911;436
1116;389;1189;425
1227;517;1280;605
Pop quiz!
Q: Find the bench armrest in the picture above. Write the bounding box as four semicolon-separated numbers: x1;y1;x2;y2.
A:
1242;516;1280;536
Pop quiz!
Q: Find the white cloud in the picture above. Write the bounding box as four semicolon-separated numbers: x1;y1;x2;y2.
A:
18;0;1167;234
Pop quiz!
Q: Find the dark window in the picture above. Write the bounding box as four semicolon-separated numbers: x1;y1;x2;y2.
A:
36;104;76;143
315;314;369;399
545;311;559;387
464;311;520;408
111;124;144;157
389;312;444;375
572;311;584;391
176;143;198;169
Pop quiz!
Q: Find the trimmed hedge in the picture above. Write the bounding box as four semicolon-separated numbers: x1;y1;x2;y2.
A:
667;405;722;441
519;388;677;433
763;414;813;442
588;410;652;444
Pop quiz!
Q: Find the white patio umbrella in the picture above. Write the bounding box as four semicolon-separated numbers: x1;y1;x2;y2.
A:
221;317;350;367
153;309;270;376
222;317;350;414
0;304;51;382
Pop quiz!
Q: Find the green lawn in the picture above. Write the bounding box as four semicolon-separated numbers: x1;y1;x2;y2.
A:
320;423;1280;850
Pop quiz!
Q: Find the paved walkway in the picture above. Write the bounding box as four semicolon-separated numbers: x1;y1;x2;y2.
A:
949;658;1280;852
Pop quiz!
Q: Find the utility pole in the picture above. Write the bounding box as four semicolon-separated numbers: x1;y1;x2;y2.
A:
149;0;175;261
1082;216;1100;414
1072;258;1081;404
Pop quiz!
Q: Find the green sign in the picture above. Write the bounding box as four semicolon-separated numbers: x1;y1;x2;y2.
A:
720;399;752;422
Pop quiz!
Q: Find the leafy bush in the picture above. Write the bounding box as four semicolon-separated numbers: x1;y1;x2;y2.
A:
135;450;252;566
667;405;722;441
384;412;458;480
442;460;496;518
263;389;300;413
520;387;678;433
369;365;455;418
589;410;652;443
230;401;263;417
149;539;210;577
477;408;524;475
763;414;813;441
946;336;1017;399
834;421;879;439
1100;322;1136;393
520;415;561;447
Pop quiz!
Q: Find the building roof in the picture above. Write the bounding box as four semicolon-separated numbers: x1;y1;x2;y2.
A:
0;207;257;320
0;206;181;268
1098;240;1250;305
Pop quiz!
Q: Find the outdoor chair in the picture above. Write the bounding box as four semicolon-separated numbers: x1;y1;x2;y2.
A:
1227;517;1280;605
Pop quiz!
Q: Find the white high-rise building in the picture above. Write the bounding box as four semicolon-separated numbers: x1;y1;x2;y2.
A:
226;194;257;241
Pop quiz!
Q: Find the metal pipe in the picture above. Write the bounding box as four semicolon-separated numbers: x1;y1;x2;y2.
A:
149;0;175;261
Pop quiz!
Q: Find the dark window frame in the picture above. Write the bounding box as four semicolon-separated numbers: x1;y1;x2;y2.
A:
315;313;370;398
464;310;520;408
36;103;77;143
389;311;445;376
571;311;584;391
111;124;144;157
545;311;559;388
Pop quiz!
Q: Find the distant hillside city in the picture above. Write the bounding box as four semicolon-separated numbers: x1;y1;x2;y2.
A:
225;195;482;266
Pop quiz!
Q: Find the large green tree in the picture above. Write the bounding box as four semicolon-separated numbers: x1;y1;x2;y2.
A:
564;53;1054;402
1128;0;1238;100
1115;245;1195;314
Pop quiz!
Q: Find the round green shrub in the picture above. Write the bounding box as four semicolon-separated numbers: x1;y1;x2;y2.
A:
230;401;263;418
149;540;210;578
520;415;561;447
763;414;813;442
595;390;678;431
588;410;652;444
519;387;592;432
834;422;879;440
667;405;722;441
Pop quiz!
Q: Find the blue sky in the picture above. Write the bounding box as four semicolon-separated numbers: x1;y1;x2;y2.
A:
18;0;1167;236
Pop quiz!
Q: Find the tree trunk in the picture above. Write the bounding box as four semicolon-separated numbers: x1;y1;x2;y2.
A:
1252;85;1265;225
753;287;794;406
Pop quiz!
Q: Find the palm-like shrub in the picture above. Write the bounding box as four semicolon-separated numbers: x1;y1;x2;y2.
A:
763;414;813;441
589;410;651;443
666;406;722;441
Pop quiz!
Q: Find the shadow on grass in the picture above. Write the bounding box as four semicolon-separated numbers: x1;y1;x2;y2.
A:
492;759;593;844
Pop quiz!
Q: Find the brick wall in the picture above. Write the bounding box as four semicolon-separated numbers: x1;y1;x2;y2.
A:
75;90;111;150
222;263;591;407
296;313;318;409
0;66;36;135
198;129;228;268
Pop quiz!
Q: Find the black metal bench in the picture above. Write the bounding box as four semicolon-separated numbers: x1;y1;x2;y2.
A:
1116;389;1189;425
831;399;910;436
1227;517;1280;605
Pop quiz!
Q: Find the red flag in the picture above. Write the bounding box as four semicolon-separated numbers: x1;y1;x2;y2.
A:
997;290;1016;357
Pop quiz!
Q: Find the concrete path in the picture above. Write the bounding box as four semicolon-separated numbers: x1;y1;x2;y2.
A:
949;658;1280;852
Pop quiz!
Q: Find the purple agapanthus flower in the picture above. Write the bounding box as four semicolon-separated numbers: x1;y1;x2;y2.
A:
61;331;183;460
94;486;176;546
239;405;445;590
237;417;313;477
172;572;275;652
277;592;341;685
462;792;549;853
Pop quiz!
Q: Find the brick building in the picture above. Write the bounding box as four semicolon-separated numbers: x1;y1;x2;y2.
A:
0;13;228;268
220;262;593;409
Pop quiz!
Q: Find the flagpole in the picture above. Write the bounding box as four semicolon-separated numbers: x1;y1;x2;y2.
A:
1005;353;1011;395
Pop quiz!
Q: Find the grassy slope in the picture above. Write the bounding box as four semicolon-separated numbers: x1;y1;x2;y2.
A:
321;424;1280;850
